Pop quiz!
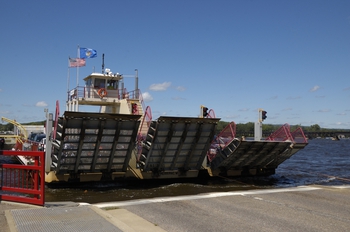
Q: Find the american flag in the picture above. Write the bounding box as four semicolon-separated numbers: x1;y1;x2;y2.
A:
69;57;86;67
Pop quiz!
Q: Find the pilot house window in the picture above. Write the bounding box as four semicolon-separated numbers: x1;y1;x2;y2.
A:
107;80;118;90
94;78;105;88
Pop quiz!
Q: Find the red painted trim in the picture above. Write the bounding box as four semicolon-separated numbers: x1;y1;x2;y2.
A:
0;150;45;206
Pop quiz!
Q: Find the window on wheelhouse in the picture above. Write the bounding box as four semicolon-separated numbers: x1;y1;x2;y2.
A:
107;80;118;90
85;78;92;87
94;78;105;88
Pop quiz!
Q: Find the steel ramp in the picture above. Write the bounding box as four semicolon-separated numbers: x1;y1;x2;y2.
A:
51;111;141;174
270;142;308;167
138;116;219;176
210;140;293;171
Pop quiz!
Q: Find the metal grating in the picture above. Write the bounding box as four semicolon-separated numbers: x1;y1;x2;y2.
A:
52;112;141;174
211;140;293;170
139;116;219;173
271;142;308;167
10;206;121;232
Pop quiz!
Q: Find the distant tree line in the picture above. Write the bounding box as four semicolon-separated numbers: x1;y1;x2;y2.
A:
216;121;348;136
0;121;45;132
0;120;347;136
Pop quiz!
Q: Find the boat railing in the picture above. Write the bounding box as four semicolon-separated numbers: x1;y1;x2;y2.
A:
67;86;143;102
207;121;237;162
290;127;308;144
265;123;308;144
132;89;146;112
265;123;294;142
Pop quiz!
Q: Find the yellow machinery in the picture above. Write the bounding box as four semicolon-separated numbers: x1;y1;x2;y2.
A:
1;117;28;144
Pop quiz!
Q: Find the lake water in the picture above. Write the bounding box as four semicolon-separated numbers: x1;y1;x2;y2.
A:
41;139;350;204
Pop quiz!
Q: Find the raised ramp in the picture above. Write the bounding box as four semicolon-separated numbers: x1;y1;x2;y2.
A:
210;140;294;173
270;142;308;167
138;116;219;177
51;112;141;174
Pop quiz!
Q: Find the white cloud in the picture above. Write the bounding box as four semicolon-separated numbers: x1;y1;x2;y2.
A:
317;109;330;112
176;86;186;91
36;101;48;107
310;85;320;92
149;82;171;91
335;122;350;128
142;92;153;102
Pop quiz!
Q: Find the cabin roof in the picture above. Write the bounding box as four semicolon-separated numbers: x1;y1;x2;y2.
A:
83;72;123;81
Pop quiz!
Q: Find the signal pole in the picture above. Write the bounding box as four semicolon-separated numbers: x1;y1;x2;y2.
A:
44;109;53;173
200;105;208;118
254;109;267;141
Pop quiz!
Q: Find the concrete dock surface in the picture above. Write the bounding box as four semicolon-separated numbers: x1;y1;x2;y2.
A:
1;185;350;231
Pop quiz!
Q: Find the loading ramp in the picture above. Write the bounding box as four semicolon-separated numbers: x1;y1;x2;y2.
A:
138;116;220;178
211;140;293;172
209;123;308;176
51;112;141;177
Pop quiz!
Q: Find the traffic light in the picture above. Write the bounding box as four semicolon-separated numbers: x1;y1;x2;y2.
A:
262;110;267;121
202;107;208;117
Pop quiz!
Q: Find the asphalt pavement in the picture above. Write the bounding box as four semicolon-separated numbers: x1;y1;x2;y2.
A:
95;185;350;232
2;185;350;232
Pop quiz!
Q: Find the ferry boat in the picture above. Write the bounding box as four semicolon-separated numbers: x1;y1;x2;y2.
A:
16;68;308;183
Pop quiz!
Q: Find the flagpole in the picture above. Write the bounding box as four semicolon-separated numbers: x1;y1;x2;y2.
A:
77;45;80;87
67;58;70;93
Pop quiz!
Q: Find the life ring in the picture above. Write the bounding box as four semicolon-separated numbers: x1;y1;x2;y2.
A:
98;88;107;98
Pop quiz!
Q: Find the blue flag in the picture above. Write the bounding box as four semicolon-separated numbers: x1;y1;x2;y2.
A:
80;47;97;58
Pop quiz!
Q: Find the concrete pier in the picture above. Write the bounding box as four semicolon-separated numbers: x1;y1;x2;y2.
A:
2;185;350;231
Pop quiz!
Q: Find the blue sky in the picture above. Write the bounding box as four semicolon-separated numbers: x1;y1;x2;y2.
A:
0;0;349;129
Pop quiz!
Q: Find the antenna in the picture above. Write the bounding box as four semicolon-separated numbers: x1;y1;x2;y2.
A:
102;53;105;74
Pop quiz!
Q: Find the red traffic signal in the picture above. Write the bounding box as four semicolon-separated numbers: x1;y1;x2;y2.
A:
203;107;208;117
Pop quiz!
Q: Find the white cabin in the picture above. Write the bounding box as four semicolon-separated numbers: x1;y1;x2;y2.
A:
66;69;141;115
